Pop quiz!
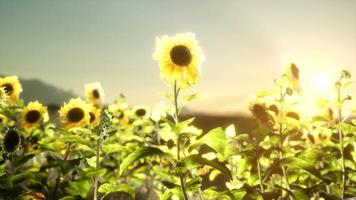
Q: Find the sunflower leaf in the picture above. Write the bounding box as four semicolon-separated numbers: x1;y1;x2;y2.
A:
119;146;164;176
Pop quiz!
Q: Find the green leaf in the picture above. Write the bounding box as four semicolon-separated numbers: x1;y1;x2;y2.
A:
190;127;226;157
175;118;195;134
86;156;97;168
67;179;91;198
102;143;122;154
98;183;135;197
183;93;201;102
184;154;232;180
62;135;90;146
185;177;202;192
119;146;164;175
282;157;323;180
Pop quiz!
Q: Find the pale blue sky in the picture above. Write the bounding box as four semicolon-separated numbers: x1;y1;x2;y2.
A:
1;0;355;114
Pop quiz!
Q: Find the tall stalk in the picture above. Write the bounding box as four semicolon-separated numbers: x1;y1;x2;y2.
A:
53;143;71;199
257;153;264;193
336;85;346;199
173;81;189;200
278;87;292;199
94;138;101;200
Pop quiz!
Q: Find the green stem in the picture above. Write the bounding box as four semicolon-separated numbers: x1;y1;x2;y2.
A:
278;87;292;199
94;138;101;200
53;143;71;199
173;81;189;200
257;155;264;193
337;86;346;199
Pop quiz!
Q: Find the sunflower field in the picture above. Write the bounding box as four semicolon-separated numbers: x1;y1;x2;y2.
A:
0;33;355;200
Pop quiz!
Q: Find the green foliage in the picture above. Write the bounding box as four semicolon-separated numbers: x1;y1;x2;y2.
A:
0;69;354;200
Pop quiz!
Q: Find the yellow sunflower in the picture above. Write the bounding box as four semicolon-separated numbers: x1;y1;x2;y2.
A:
0;76;23;102
284;62;301;93
153;33;205;88
88;106;101;128
132;106;150;119
85;82;105;108
0;114;8;127
20;101;49;131
108;101;129;125
59;98;91;129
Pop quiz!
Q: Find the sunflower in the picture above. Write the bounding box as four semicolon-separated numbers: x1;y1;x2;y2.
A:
249;102;273;126
153;33;205;89
132;106;150;119
88;106;101;128
284;62;301;93
108;101;129;125
0;76;23;102
85;82;105;108
59;98;91;129
20;101;48;131
0;114;8;127
3;129;21;152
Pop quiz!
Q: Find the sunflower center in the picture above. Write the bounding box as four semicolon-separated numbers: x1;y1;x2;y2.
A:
135;108;146;117
291;63;299;80
89;112;95;123
67;107;85;123
117;110;124;119
25;110;41;123
2;84;14;95
92;89;100;99
4;130;20;152
170;45;192;66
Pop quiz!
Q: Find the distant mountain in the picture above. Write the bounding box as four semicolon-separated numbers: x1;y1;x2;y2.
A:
0;74;77;105
21;78;78;105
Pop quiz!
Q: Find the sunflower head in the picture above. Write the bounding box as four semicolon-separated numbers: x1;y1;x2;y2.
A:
250;103;272;125
284;62;301;93
153;33;205;89
0;114;8;127
85;82;105;108
133;106;150;119
21;101;48;131
59;98;91;129
89;106;101;129
3;129;21;152
0;76;23;103
108;102;129;125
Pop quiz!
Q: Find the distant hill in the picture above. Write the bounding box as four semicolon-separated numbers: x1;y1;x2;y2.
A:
0;75;77;105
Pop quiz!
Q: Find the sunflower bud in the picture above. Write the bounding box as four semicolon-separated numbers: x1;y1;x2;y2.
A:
3;129;21;152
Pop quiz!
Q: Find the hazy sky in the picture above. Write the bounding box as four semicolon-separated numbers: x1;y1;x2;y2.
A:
1;0;355;114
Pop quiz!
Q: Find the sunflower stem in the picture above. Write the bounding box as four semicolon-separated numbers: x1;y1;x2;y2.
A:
336;85;346;199
53;143;71;199
94;138;101;200
278;86;292;199
173;81;189;200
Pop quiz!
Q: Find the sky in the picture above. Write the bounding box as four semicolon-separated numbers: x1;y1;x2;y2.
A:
0;0;355;115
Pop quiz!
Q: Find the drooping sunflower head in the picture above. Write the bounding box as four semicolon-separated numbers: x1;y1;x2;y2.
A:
59;98;91;129
0;76;23;103
249;102;273;126
20;101;48;131
0;114;8;127
88;105;101;129
3;129;21;152
153;33;205;89
284;62;301;93
85;82;105;108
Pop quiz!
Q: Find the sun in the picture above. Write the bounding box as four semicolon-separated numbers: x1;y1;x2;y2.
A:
311;72;332;92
